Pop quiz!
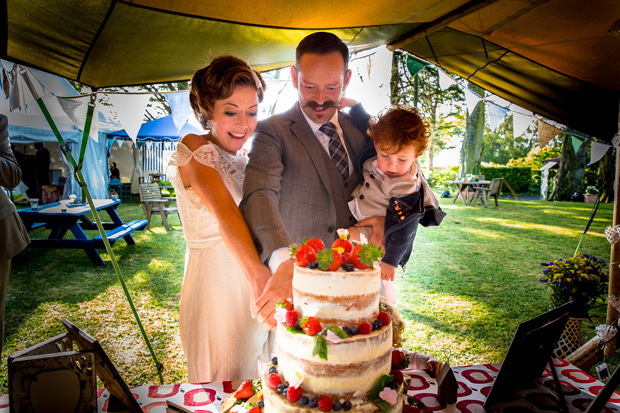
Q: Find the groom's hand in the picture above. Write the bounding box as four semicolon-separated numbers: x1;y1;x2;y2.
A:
252;259;294;330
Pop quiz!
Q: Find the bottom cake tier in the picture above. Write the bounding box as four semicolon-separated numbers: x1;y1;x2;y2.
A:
261;357;404;413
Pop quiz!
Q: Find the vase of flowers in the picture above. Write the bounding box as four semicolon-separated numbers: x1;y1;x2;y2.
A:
584;186;599;203
539;253;608;357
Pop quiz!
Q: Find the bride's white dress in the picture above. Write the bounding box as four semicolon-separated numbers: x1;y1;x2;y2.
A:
168;140;269;382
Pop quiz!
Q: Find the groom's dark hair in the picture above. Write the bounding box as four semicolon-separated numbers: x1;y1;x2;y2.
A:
295;32;350;73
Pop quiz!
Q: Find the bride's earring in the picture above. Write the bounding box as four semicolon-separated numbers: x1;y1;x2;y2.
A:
206;120;213;130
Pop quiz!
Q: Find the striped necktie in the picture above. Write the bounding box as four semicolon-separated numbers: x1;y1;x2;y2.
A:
319;122;349;180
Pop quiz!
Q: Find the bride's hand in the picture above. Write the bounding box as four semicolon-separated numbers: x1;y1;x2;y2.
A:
252;260;294;330
249;265;271;309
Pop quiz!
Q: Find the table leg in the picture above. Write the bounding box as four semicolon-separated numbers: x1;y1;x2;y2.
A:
452;184;461;204
68;222;105;265
460;184;468;206
104;205;137;245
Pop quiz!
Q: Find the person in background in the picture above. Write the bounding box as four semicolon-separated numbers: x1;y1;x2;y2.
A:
34;142;50;194
0;114;30;356
110;162;120;180
241;32;384;329
167;56;271;382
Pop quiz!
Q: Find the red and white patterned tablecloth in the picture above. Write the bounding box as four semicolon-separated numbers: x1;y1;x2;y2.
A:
402;358;620;412
1;359;618;412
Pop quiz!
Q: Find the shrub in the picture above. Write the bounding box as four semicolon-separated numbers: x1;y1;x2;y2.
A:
479;166;532;193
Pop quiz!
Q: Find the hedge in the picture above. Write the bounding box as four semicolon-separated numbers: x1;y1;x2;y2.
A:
479;166;532;193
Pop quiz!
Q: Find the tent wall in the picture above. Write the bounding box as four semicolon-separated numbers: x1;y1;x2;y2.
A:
8;124;109;200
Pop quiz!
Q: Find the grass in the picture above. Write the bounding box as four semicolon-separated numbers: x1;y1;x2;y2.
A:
0;195;616;394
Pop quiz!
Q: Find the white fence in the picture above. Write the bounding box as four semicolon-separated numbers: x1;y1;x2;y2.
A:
140;141;178;182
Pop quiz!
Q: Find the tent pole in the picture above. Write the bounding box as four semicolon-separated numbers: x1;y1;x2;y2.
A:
605;119;620;357
21;70;165;383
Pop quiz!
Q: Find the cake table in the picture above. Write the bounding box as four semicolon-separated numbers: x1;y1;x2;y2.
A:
0;359;618;412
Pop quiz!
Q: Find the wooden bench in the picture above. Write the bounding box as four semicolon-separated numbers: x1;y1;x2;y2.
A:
93;219;148;244
138;183;178;231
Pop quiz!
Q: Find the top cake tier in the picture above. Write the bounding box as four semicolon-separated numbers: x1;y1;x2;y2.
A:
293;264;381;327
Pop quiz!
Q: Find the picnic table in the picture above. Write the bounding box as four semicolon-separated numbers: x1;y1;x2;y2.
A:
445;179;491;206
18;199;147;265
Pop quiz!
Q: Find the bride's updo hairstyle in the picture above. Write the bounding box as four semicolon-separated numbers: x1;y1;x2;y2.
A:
190;55;266;129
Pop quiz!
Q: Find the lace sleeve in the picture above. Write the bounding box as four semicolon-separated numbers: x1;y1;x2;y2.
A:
168;142;194;167
191;143;221;169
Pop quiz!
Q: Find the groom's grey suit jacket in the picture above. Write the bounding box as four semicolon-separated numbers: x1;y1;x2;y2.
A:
241;103;366;263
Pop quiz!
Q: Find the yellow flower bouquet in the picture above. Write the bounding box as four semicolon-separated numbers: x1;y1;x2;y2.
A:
539;253;608;317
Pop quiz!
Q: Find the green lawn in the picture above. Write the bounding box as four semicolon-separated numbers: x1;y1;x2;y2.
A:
0;195;615;393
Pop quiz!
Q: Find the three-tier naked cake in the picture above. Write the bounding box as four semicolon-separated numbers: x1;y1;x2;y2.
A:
261;234;405;413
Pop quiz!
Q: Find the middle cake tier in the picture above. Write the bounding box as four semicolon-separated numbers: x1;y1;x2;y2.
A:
276;322;392;397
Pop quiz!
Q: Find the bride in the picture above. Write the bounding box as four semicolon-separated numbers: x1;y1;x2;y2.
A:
167;56;271;382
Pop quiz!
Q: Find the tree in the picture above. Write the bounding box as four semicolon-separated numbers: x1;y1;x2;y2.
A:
551;131;589;201
460;82;485;176
389;52;464;171
482;115;537;165
596;146;616;203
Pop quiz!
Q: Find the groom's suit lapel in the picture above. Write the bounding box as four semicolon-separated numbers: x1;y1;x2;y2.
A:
288;104;342;203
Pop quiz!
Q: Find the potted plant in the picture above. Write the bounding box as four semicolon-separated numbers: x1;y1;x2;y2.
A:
539;253;608;357
584;186;599;203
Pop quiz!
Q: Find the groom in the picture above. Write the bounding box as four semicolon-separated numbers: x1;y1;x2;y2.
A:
241;32;383;329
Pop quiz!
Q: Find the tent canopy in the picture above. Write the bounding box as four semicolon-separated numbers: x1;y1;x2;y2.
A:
107;114;203;141
3;0;620;140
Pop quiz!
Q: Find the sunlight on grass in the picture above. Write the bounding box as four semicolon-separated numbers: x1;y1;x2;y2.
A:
478;217;581;236
460;227;502;238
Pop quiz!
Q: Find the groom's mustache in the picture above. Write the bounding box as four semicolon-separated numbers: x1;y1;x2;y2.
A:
304;100;339;110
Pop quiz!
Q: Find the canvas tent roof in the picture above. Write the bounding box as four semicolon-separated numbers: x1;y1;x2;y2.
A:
2;0;620;140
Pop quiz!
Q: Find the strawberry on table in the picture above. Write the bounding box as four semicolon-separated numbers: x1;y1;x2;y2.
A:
234;380;254;399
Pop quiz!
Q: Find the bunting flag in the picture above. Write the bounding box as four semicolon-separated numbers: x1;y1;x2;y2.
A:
56;95;100;142
438;70;457;91
486;102;509;131
2;67;9;99
571;135;584;154
538;120;561;147
540;161;558;171
464;88;482;114
405;54;429;78
589;141;611;165
107;93;151;144
164;91;192;133
513;111;533;137
9;66;24;111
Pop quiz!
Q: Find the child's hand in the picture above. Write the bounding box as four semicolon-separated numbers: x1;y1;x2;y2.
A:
380;261;396;281
339;97;359;109
424;360;444;378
